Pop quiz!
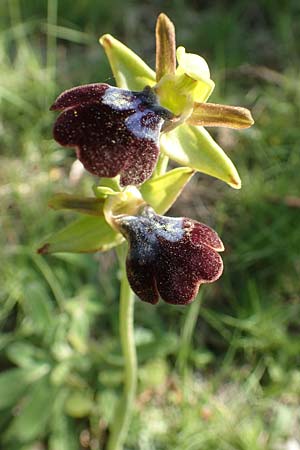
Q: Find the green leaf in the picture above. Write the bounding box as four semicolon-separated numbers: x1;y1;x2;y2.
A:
49;391;78;450
50;362;71;386
160;123;241;189
139;358;169;389
64;390;93;418
99;34;156;91
96;390;118;424
48;193;104;216
141;167;194;214
37;215;124;254
98;369;124;387
0;366;49;410
22;281;55;332
4;376;55;442
67;302;90;353
6;342;48;369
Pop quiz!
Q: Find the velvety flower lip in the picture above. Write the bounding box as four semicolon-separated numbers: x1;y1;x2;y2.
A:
117;206;224;305
51;83;173;186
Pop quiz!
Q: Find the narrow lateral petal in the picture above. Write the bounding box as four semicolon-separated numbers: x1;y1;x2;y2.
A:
188;102;254;129
155;13;176;81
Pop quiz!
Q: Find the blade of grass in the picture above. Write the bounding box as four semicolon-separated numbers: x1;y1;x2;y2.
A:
31;253;65;311
176;291;203;377
46;0;57;94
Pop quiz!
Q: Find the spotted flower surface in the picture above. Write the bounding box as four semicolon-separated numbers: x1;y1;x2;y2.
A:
117;206;224;305
51;84;172;186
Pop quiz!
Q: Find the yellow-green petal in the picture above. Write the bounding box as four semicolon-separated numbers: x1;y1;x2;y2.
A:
176;46;211;79
160;124;241;189
37;216;123;254
99;34;156;91
140;167;194;214
188;102;254;129
176;46;215;102
155;13;176;81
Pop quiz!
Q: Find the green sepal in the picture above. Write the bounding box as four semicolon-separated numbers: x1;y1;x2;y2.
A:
37;216;123;254
160;124;241;189
48;193;104;216
99;34;156;91
3;376;55;443
140;167;194;214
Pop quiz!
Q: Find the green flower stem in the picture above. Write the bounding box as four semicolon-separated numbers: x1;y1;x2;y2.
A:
154;153;169;177
107;246;137;450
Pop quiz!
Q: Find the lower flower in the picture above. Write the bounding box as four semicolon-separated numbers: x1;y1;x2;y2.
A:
116;205;224;305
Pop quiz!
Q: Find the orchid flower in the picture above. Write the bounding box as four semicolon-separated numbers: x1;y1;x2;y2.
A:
99;13;254;188
116;205;224;305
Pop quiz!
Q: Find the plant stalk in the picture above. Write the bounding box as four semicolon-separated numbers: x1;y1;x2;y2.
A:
107;248;137;450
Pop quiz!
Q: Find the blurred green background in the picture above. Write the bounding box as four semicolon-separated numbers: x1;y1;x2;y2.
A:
1;0;300;449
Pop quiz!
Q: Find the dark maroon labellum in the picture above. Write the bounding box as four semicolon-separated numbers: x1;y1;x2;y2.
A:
51;84;172;186
117;206;224;305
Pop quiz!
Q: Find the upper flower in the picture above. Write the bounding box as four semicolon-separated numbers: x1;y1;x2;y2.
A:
99;13;254;189
51;84;172;186
116;205;224;305
51;14;253;189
